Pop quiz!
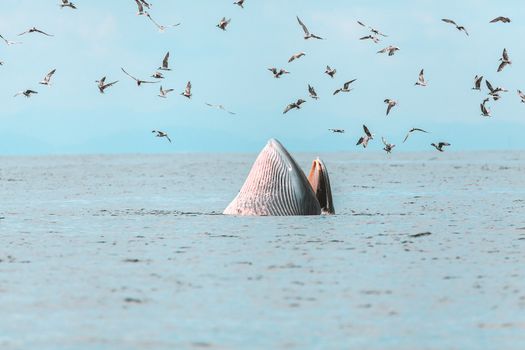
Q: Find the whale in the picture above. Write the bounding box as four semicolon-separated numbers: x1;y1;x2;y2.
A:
223;139;335;216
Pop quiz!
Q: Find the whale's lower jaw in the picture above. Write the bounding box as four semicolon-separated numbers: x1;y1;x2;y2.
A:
223;139;333;216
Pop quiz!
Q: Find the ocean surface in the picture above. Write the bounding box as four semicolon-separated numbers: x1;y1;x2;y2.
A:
1;151;525;350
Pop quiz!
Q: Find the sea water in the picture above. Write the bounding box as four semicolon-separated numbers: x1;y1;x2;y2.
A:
1;152;524;349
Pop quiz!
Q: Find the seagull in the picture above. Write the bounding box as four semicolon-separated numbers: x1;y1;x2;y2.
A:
0;34;22;46
205;103;236;115
382;137;395;154
431;142;451;152
95;76;118;94
152;130;171;143
490;16;511;23
415;69;427;86
497;48;511;72
518;90;525;103
151;71;164;79
441;19;468;36
268;67;290;78
359;35;380;43
403;128;428;143
328;128;345;133
296;16;323;40
486;80;507;100
158;52;171;71
39;69;56;86
14;89;38;98
60;0;77;9
146;12;180;32
234;0;245;8
121;67;159;86
472;75;483;90
181;81;192;98
357;20;388;37
158;86;174;98
480;98;491;117
384;99;398;116
333;79;357;95
288;52;305;63
308;84;319;100
217;17;231;31
356;125;374;148
325;66;336;78
283;99;306;114
377;45;400;56
18;27;54;37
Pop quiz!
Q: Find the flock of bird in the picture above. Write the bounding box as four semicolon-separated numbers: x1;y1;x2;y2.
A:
2;1;524;152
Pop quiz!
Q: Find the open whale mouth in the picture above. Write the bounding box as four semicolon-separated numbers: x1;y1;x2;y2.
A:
223;139;335;216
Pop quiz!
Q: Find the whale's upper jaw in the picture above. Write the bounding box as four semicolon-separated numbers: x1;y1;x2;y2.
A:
308;158;335;215
223;139;322;216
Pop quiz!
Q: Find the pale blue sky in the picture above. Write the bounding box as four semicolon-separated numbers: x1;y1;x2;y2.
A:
0;0;524;154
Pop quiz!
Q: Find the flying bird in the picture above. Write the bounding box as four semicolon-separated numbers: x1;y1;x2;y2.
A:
121;67;159;86
472;75;483;90
268;67;290;78
18;27;54;37
152;130;171;143
60;0;77;9
296;16;323;40
377;45;400;56
158;86;174;98
490;16;511;23
181;81;192;98
205;103;236;115
403;128;428;143
356;125;374;148
357;20;388;37
333;79;357;95
95;76;118;94
39;69;56;86
384;99;398;116
382;137;395;154
288;52;305;63
431;142;451;152
497;48;511;72
146;12;180;32
158;52;171;71
486;80;507;100
217;17;231;31
325;65;336;78
14;89;38;98
441;19;468;36
415;69;427;86
480;98;491;117
283;99;306;114
308;84;319;100
328;129;345;133
359;35;380;43
0;34;22;46
233;0;245;8
518;90;525;103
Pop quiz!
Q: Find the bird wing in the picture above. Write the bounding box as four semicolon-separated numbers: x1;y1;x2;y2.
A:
486;80;494;92
310;34;323;40
377;47;388;54
17;30;29;36
402;132;410;143
27;90;38;94
283;103;294;114
357;20;366;27
296;16;310;35
162;52;169;68
413;128;428;133
333;89;341;95
135;0;144;13
502;48;509;61
418;69;425;82
146;12;162;29
121;67;139;81
46;69;56;79
343;79;357;89
381;137;388;146
35;29;53;36
497;61;507;72
518;90;525;99
185;81;192;94
105;80;118;88
363;125;372;137
442;19;457;26
356;137;364;146
386;104;393;115
440;142;451;147
459;27;469;36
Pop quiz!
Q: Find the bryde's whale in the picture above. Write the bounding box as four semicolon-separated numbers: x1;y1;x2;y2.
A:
224;139;334;216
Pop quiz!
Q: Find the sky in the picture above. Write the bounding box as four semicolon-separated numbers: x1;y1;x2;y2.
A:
0;0;524;155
